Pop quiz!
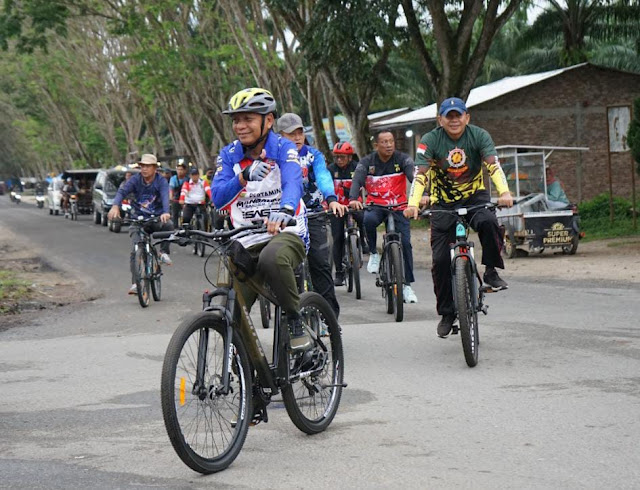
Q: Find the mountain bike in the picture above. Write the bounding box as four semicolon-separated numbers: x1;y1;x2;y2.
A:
422;203;497;367
153;224;345;474
368;203;404;322
123;216;163;308
342;209;363;299
185;204;207;257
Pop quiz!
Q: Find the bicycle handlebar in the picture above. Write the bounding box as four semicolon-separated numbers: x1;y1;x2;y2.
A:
365;202;408;210
420;202;496;218
122;215;162;225
152;218;297;242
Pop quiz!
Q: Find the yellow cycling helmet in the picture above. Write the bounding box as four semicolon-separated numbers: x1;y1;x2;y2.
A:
223;87;276;116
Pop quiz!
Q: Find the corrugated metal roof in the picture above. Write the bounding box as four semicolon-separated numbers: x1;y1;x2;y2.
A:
373;63;587;128
367;107;411;120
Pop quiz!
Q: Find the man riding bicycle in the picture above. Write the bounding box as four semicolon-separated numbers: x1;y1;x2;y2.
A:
169;162;188;227
108;153;174;295
211;87;311;351
277;112;346;318
349;130;418;304
179;167;212;229
328;141;368;286
404;97;513;338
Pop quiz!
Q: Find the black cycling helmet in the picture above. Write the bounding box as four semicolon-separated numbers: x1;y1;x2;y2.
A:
222;88;277;116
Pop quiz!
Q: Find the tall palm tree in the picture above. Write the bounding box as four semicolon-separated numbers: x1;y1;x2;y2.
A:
518;0;640;66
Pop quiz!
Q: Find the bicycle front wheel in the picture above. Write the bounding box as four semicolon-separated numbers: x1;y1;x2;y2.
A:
455;258;479;367
281;292;344;435
151;253;162;301
350;234;362;300
389;243;404;322
134;247;150;307
161;312;252;474
345;239;353;293
197;216;206;257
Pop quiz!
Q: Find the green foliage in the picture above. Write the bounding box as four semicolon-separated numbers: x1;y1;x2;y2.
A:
517;0;640;68
627;97;640;175
578;192;639;240
0;0;70;52
0;269;32;314
579;192;633;220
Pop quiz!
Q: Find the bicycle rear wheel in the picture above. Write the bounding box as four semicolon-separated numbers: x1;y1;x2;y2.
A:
259;295;271;329
134;247;150;307
455;258;479;367
389;243;404;322
161;312;252;474
151;253;162;301
281;292;344;435
350;234;362;300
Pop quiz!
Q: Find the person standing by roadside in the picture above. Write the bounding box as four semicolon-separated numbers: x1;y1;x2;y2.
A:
349;130;418;304
405;97;513;338
277;112;346;318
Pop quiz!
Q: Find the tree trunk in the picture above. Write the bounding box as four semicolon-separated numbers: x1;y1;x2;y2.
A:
307;75;330;156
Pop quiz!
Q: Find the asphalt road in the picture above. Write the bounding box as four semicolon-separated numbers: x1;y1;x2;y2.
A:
1;197;639;489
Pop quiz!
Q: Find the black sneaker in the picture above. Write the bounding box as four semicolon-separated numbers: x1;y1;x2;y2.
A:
288;315;311;351
437;314;456;338
334;271;345;287
483;268;508;290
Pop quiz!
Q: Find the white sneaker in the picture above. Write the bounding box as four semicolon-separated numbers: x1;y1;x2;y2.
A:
403;284;418;304
128;284;138;295
160;253;172;266
367;253;380;274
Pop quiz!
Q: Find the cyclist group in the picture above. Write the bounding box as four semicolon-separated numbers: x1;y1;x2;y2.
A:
108;88;512;339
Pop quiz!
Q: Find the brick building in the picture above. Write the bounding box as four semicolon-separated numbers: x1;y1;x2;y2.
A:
373;63;640;203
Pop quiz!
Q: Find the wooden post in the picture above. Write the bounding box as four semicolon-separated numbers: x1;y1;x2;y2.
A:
632;151;637;231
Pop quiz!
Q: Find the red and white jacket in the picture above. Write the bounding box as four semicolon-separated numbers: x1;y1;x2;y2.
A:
179;178;211;205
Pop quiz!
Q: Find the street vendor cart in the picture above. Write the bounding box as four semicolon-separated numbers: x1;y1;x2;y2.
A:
491;145;588;258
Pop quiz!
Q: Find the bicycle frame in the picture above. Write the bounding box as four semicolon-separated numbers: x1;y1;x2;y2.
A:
185;234;325;400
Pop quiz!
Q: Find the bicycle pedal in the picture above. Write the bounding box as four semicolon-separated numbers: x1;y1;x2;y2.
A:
451;325;459;335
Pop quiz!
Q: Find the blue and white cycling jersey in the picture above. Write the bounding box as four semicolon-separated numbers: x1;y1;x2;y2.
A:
297;145;337;210
212;131;309;249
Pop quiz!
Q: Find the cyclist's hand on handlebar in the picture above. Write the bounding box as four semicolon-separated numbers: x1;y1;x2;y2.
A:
497;191;513;208
107;206;120;221
160;212;172;224
403;205;419;220
349;200;363;210
266;207;294;235
328;201;347;217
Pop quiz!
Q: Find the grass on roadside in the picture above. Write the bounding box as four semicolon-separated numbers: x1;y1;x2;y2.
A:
0;269;33;314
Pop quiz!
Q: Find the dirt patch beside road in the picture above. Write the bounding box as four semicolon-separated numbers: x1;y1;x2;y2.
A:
0;225;97;330
407;228;640;285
